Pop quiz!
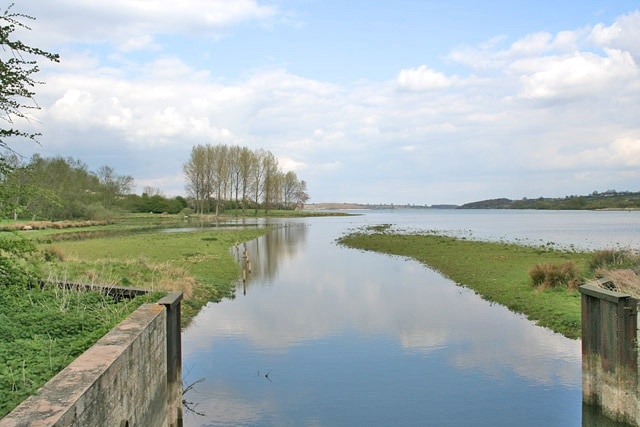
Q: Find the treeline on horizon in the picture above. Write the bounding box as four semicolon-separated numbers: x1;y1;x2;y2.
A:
312;189;640;211
0;146;310;222
459;190;640;210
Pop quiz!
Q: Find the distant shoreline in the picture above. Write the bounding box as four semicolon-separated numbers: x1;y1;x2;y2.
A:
304;203;457;210
304;203;640;212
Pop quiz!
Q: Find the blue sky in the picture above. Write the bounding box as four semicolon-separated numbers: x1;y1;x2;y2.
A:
9;0;640;204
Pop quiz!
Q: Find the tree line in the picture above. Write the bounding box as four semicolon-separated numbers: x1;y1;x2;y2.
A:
0;145;312;221
459;190;640;210
183;144;309;215
0;154;190;220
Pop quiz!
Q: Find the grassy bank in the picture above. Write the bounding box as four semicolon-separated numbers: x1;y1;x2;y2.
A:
338;227;594;339
38;226;273;322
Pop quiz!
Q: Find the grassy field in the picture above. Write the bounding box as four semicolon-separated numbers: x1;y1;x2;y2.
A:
338;227;595;339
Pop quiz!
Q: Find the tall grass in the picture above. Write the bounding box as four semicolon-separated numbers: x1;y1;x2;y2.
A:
37;227;273;323
528;261;581;290
588;249;640;297
589;249;640;270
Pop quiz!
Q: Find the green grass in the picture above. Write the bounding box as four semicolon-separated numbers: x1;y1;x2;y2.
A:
0;216;273;417
338;229;593;339
38;227;273;322
0;284;164;418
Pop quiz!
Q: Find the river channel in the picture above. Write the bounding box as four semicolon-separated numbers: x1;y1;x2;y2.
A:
182;209;640;426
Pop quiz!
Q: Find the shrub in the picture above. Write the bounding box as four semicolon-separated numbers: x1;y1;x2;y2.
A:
529;261;581;290
42;245;65;262
0;236;40;287
590;249;640;271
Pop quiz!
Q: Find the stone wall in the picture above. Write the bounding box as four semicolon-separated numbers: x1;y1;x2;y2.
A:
0;293;183;427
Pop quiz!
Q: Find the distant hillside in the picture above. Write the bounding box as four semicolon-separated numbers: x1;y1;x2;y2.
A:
460;190;640;210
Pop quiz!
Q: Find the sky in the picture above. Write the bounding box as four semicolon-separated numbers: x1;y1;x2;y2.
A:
7;0;640;205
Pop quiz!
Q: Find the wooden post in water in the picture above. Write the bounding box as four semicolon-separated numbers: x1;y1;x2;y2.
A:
241;246;250;295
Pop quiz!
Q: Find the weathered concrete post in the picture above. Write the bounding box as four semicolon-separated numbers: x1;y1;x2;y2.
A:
158;292;184;427
580;282;638;426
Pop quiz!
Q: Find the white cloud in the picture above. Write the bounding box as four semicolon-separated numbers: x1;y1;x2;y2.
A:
23;0;279;50
118;34;157;52
397;65;454;91
610;137;640;166
277;156;306;172
502;32;553;58
14;2;640;203
550;29;584;52
590;11;640;60
516;49;638;100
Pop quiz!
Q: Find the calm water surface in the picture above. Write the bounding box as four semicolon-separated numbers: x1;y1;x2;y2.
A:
182;210;640;426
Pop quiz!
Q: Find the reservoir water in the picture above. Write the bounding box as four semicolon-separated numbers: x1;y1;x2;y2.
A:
182;209;640;426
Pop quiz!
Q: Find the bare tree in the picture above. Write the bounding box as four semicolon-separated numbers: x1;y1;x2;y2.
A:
183;145;208;214
295;179;310;208
261;150;279;213
97;165;134;209
251;149;266;214
210;144;229;217
238;146;255;214
228;145;242;212
143;186;163;197
184;144;309;215
282;171;298;209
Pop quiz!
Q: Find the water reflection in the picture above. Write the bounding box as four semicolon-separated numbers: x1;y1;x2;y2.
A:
183;213;600;426
233;223;308;289
188;249;581;384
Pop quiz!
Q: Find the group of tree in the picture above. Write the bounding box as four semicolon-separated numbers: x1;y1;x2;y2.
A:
183;144;309;215
0;145;311;221
0;154;138;220
121;187;187;216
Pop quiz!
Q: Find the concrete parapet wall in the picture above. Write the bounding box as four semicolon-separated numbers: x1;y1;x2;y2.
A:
0;292;183;427
580;283;639;426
